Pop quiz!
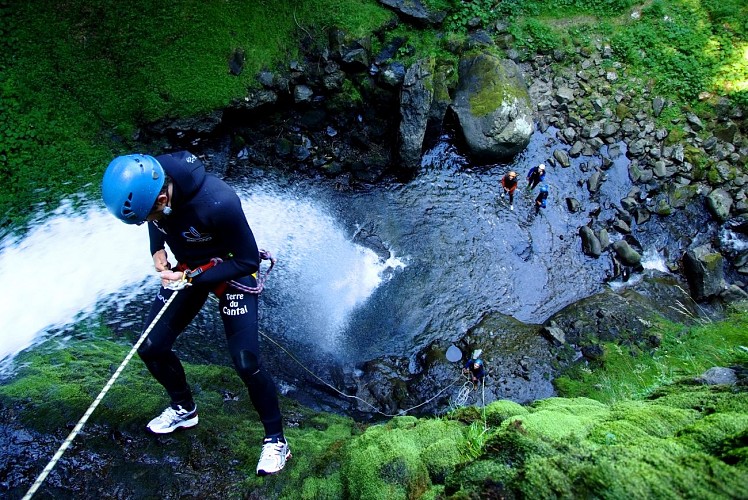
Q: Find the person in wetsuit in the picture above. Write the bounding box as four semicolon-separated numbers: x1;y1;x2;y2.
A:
535;184;549;214
526;163;546;191
463;358;486;384
101;151;289;476
500;171;519;210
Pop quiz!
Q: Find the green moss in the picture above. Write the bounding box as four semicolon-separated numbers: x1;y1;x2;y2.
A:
678;413;748;455
483;399;529;427
465;53;530;117
341;417;468;499
607;401;699;438
444;459;517;498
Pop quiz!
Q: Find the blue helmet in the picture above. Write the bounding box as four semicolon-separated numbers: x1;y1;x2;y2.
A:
102;154;165;225
473;359;484;367
539;184;549;193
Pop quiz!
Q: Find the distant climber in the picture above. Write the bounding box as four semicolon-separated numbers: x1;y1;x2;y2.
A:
535;184;549;214
526;163;546;191
500;171;518;211
463;358;486;384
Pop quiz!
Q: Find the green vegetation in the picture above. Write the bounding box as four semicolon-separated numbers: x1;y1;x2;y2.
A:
3;0;746;227
1;305;746;498
0;0;393;227
555;308;748;403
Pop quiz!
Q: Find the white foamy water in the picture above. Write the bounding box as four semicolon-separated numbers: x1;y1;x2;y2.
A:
0;200;154;362
641;247;668;272
243;189;404;348
0;185;402;363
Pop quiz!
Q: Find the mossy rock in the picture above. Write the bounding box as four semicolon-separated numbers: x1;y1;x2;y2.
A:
484;399;529;427
342;417;467;499
443;459;516;498
677;412;748;455
607;401;699;438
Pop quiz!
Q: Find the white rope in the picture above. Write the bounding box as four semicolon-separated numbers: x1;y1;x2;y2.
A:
23;289;181;499
260;331;463;417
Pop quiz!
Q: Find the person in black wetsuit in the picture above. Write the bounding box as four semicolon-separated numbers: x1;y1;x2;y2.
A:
535;184;549;214
526;163;546;191
463;358;486;384
101;151;289;476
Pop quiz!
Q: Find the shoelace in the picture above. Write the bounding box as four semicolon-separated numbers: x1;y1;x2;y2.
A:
260;442;285;460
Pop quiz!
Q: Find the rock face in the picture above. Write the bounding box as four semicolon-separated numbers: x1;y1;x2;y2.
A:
451;53;534;163
399;58;436;170
683;245;726;301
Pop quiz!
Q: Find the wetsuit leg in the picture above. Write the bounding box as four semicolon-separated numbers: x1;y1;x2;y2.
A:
219;276;283;437
138;286;209;407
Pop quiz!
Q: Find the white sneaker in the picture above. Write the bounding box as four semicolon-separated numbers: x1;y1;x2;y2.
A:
146;404;198;434
256;437;291;476
510;204;514;211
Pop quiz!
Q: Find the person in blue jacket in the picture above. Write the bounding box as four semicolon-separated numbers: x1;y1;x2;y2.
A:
463;358;486;384
526;163;546;191
102;152;290;476
535;184;549;214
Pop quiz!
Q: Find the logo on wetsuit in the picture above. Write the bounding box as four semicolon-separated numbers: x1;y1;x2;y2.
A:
223;293;247;316
183;226;212;243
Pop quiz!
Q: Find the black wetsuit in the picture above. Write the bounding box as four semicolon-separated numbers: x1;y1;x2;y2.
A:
464;358;486;382
535;190;549;213
526;166;545;190
137;151;282;437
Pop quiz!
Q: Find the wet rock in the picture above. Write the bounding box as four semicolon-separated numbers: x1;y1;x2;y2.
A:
695;367;737;385
706;188;733;222
554;149;571;167
566;197;581;213
579;226;602;258
399;58;435;170
380;61;406;88
632;207;651;225
682;245;725;301
612;240;641;266
612;219;631;234
451;53;533;162
587;170;602;193
597;228;610;249
378;0;446;25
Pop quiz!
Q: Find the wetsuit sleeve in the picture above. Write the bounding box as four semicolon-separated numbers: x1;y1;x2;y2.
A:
148;222;167;257
188;196;260;288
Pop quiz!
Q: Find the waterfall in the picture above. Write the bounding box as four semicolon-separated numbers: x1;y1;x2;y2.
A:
0;182;400;366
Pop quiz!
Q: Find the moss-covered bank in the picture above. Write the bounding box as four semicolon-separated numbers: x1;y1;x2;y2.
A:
1;309;745;498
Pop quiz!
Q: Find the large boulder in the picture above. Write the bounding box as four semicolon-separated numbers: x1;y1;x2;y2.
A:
398;58;436;170
683;245;726;301
451;53;533;163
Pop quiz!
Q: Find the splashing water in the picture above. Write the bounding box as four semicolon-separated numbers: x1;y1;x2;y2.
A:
0;200;154;362
0;183;401;365
240;186;404;350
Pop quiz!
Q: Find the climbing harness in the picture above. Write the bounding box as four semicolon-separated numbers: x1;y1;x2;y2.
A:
23;289;182;500
175;250;276;295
